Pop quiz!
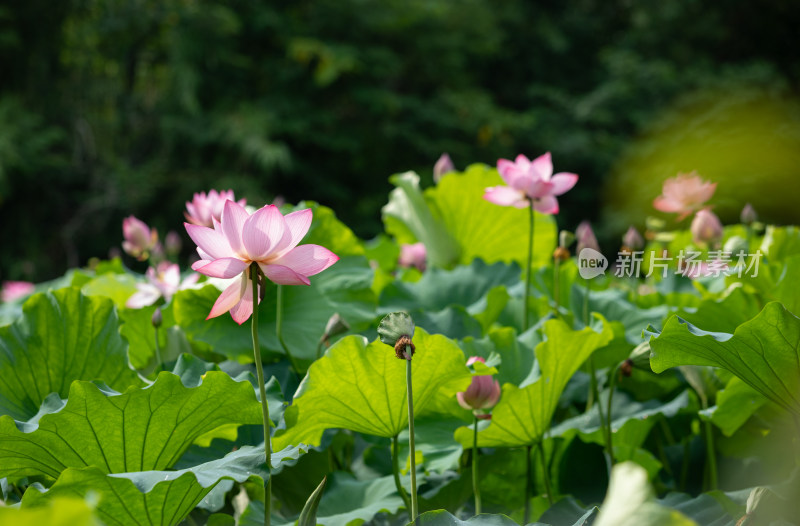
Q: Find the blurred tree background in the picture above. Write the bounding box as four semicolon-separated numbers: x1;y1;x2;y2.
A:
1;0;798;281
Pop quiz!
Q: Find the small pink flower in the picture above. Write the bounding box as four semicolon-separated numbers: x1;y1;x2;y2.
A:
398;242;427;272
433;153;456;183
185;200;339;324
576;221;600;253
484;152;578;214
691;209;723;246
122;216;159;261
126;262;199;308
1;281;34;303
185;190;247;228
457;357;501;413
653;172;716;220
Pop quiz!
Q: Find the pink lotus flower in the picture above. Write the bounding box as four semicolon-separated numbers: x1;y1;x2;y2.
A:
457;357;501;415
398;242;427;272
126;262;199;308
691;209;724;246
1;281;34;303
122;216;159;261
484;152;578;214
653;172;716;220
185;190;247;228
185;200;339;324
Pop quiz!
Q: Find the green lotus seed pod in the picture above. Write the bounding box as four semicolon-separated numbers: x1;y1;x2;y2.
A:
377;312;415;346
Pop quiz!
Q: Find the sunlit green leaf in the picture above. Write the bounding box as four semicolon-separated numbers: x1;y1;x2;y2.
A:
0;371;263;479
273;328;471;450
0;288;143;421
647;302;800;417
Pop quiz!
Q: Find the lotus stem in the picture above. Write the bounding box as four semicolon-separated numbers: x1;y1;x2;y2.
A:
702;406;718;490
392;434;412;512
251;264;273;526
276;284;302;382
538;441;554;505
523;445;532;523
553;257;561;317
152;326;162;373
472;416;482;515
605;365;621;471
406;351;419;522
524;203;534;331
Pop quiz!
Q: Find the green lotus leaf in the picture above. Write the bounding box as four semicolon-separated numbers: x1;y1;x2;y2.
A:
20;444;304;526
407;510;520;526
291;201;365;258
273;328;471;450
0;496;98;526
244;472;405;526
699;376;767;437
0;288;143;421
431;165;557;268
647;302;800;417
455;316;613;448
0;370;263;479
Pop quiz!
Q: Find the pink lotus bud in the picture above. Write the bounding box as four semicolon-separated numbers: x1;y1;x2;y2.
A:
122;216;159;261
576;221;600;253
398;242;427;272
185;190;246;228
165;230;182;257
622;226;644;250
457;357;501;412
1;281;35;303
691;209;723;246
740;203;757;225
433;153;456;183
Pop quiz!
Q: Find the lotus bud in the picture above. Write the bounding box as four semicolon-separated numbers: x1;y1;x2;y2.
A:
151;307;163;329
740;203;757;225
691;209;723;246
622;226;644;251
559;230;575;249
319;312;350;347
378;312;415;360
433;153;455;183
1;281;34;303
457;357;501;413
122;216;159;261
576;221;600;253
165;230;182;258
626;341;652;373
398;242;427;272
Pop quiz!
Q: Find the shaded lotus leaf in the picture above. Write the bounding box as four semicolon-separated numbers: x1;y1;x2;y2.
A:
20;445;304;526
455;316;613;448
647;302;800;417
273;328;471;450
406;510;520;526
0;288;143;421
0;370;263;479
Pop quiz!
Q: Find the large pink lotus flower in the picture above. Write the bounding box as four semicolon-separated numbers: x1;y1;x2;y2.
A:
398;242;427;272
185;200;339;324
457;357;501;418
1;281;35;303
126;262;199;308
484;152;578;214
653;172;716;220
185;190;247;228
122;216;160;261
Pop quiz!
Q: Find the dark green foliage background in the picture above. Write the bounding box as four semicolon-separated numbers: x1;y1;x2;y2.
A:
1;0;798;281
